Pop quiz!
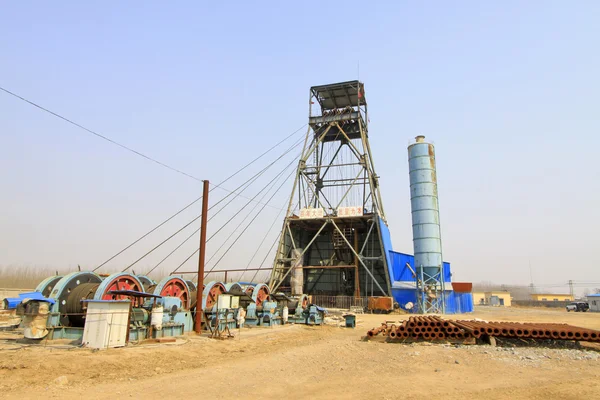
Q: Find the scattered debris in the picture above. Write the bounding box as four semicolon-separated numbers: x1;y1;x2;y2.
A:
53;376;69;386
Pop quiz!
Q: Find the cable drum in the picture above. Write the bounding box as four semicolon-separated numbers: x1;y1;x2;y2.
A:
65;283;100;327
189;290;198;309
35;276;63;298
51;272;102;327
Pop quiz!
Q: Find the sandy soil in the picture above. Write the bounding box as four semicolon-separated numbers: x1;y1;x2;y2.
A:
1;306;600;400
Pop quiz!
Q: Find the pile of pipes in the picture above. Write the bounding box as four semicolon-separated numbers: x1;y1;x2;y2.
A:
367;316;600;343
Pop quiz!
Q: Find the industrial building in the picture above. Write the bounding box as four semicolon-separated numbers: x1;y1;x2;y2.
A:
268;81;472;314
530;293;573;302
472;291;512;307
586;294;600;312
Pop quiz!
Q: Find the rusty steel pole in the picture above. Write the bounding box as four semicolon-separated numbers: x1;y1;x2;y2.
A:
194;180;209;333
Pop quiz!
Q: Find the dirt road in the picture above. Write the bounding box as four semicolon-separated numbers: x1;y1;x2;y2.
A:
1;307;600;399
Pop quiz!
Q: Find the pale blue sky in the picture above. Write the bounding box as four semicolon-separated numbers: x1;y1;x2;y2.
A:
1;1;599;292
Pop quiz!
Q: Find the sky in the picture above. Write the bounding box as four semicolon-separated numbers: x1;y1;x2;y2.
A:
1;1;599;293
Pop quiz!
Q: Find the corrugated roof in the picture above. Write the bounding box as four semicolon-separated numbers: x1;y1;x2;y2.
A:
452;282;473;293
311;80;365;110
531;293;571;296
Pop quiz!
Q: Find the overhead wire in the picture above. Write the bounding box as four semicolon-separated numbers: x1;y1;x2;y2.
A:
206;164;297;276
144;227;199;277
143;161;280;276
0;85;308;272
0;86;203;182
248;230;283;283
203;157;296;269
132;141;303;274
244;199;300;284
94;195;203;272
171;151;301;275
97;131;305;272
0;85;306;192
188;170;293;282
239;201;288;281
2;86;316;285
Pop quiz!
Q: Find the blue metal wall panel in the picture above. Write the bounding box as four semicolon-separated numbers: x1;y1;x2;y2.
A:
457;292;474;313
446;292;474;314
378;217;396;284
389;251;451;283
444;291;457;314
392;289;473;314
376;220;472;314
391;288;417;310
389;251;415;281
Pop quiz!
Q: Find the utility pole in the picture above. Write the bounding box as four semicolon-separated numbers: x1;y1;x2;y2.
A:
568;280;574;299
194;180;209;333
528;260;534;295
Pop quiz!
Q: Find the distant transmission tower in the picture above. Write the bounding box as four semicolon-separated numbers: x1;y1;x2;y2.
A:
269;81;391;298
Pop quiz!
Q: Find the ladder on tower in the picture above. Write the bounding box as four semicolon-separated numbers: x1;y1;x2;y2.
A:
332;227;353;249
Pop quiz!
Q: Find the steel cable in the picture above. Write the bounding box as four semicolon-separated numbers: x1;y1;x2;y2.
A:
100;134;304;272
128;144;302;273
206;165;297;275
171;150;301;274
203;158;296;268
0;85;306;190
238;201;288;281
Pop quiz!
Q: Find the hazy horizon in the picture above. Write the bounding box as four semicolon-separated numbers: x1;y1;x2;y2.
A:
1;2;599;295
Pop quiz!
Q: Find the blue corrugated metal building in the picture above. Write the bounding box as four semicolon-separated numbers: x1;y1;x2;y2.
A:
379;217;473;314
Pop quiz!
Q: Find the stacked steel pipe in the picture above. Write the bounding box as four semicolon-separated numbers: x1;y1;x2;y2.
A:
367;317;600;343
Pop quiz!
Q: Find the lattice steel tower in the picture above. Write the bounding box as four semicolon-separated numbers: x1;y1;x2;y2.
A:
269;81;392;298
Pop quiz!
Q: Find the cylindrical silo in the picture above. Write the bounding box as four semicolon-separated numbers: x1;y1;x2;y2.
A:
408;136;443;283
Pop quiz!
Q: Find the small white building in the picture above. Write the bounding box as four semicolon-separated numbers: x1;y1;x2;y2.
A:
587;294;600;312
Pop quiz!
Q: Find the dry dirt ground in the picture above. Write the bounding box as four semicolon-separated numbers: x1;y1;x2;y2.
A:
1;306;600;400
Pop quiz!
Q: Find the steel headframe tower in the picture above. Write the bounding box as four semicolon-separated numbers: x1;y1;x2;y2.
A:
408;136;445;314
269;81;391;298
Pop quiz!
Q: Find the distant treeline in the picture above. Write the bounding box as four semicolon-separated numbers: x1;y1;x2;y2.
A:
0;264;271;289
